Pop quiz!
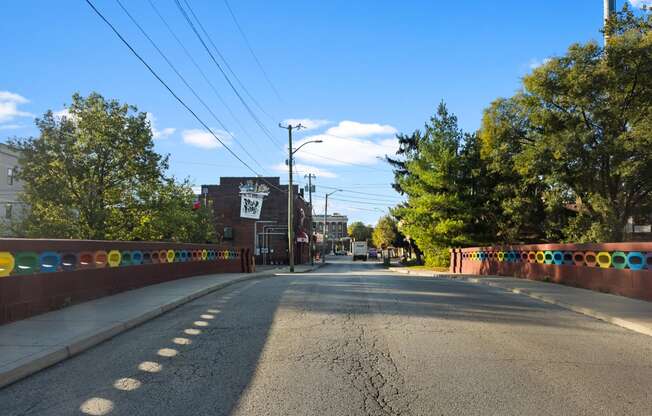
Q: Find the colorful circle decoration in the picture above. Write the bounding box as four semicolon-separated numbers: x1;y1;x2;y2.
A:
131;251;143;265
535;251;545;264
0;252;15;277
39;251;60;273
584;252;597;267
610;251;627;270
77;252;94;269
573;252;585;266
562;252;574;265
596;252;612;269
108;250;122;267
497;251;505;262
14;252;39;275
626;252;645;270
528;252;536;263
552;251;564;265
94;251;108;268
543;251;554;264
60;253;78;271
166;249;175;263
120;251;132;266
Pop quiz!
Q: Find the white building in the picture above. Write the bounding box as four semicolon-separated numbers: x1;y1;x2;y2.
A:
0;144;24;234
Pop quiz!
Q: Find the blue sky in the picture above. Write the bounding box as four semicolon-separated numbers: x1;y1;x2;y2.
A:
1;0;649;225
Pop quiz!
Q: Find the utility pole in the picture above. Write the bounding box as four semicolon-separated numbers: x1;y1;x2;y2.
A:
322;189;341;263
604;0;616;45
305;173;316;265
279;123;322;272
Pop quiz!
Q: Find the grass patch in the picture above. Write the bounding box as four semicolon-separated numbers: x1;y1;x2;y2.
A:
406;265;449;272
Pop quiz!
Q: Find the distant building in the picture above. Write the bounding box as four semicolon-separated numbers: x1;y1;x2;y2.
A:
202;177;312;265
313;213;349;253
0;144;24;234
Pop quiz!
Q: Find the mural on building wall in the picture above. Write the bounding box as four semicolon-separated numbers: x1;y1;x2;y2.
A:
239;180;270;219
296;207;309;243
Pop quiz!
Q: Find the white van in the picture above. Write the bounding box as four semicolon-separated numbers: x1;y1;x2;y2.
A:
352;241;368;261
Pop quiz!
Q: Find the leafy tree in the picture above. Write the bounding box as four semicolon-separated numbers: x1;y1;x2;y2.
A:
372;215;402;248
347;221;373;243
391;103;496;266
11;92;215;242
481;6;652;241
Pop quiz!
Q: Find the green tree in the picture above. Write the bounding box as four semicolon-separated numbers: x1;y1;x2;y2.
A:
481;6;652;241
372;215;402;248
11;92;215;242
391;103;496;266
347;221;373;243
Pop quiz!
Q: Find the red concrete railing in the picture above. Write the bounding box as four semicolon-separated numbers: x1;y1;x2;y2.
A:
449;242;652;302
0;239;252;324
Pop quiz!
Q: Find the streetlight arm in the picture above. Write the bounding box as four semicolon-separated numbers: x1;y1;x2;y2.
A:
291;140;323;155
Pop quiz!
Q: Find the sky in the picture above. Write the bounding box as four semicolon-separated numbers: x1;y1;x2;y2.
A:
1;0;650;226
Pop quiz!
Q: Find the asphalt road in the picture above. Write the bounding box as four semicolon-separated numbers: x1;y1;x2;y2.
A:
1;257;651;415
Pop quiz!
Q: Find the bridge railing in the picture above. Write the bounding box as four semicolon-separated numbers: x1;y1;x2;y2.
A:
0;239;251;324
449;242;652;301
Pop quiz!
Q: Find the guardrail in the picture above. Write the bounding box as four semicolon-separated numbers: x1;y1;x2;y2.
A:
0;239;251;324
449;243;652;302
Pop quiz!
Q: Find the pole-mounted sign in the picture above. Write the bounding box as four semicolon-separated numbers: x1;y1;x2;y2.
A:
239;180;270;219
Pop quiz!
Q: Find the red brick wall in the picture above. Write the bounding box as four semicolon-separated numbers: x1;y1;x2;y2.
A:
204;177;312;264
0;239;249;324
450;243;652;302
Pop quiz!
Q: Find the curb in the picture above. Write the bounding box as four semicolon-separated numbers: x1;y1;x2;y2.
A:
387;267;448;277
1;264;322;389
461;277;652;338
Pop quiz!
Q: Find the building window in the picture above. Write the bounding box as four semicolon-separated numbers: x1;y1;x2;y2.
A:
7;167;14;185
5;203;12;219
223;226;233;240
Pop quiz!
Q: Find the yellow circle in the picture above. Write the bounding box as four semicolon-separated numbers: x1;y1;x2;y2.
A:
0;252;15;277
107;250;121;267
596;251;612;268
535;251;545;264
166;249;175;263
497;251;505;261
201;249;208;260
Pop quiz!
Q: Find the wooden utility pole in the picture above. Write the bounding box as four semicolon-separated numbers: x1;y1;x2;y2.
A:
305;173;316;265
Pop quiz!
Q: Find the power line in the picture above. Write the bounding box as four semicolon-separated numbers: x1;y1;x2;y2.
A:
222;0;283;103
115;0;265;171
175;0;282;149
318;184;403;200
84;0;287;195
183;0;277;123
146;0;277;159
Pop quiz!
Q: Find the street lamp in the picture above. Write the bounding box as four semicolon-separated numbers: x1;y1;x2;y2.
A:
280;122;323;273
322;189;342;264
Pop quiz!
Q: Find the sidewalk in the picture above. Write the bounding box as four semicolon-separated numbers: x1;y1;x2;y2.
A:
0;263;321;389
458;275;652;337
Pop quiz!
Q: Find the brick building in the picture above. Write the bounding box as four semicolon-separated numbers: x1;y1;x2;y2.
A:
201;177;312;265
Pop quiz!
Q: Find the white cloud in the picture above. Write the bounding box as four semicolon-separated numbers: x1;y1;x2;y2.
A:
272;162;338;178
0;124;23;130
0;91;33;123
53;108;74;120
528;57;552;70
325;120;397;138
294;133;398;166
181;128;231;149
146;113;175;139
282;118;330;131
629;0;652;8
